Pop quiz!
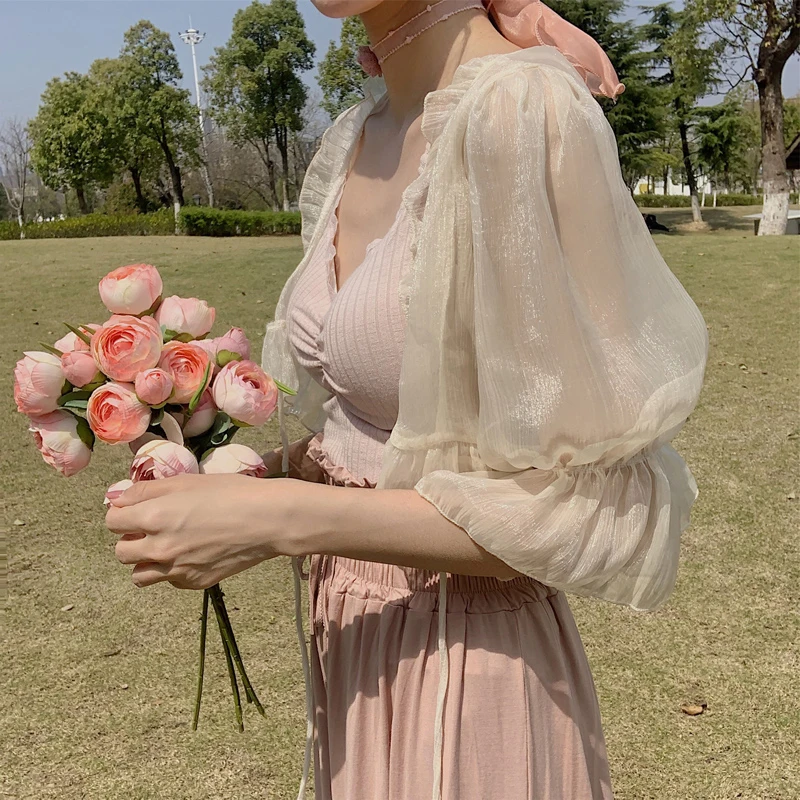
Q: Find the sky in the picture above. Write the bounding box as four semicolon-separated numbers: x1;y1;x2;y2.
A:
0;0;343;124
0;0;798;126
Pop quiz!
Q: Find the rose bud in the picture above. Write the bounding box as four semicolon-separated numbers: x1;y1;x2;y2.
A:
14;351;66;416
134;368;173;406
54;323;101;353
199;444;267;477
99;263;163;316
130;439;199;481
91;315;162;383
214;327;251;365
87;382;152;444
192;337;219;363
175;390;217;438
28;410;93;477
158;342;212;404
103;479;134;508
155;296;215;340
61;350;103;389
211;360;278;427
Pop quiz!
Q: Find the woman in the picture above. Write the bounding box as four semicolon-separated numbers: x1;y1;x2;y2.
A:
108;1;709;798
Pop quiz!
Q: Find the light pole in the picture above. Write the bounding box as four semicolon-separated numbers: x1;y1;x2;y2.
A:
179;25;215;208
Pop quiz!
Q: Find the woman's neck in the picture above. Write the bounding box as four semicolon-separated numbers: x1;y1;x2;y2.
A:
358;1;515;126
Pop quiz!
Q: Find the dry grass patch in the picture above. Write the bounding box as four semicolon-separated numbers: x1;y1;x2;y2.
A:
1;232;798;799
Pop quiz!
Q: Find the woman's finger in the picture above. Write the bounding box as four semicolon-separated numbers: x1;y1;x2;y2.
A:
131;562;172;588
111;475;194;508
115;534;164;566
106;504;153;535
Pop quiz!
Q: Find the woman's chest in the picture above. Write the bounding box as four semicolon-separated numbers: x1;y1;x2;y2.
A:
285;196;413;429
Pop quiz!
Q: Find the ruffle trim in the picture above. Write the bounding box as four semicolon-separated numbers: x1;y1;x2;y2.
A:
306;431;376;488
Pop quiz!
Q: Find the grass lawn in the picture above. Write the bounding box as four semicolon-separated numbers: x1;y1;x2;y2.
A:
1;227;798;799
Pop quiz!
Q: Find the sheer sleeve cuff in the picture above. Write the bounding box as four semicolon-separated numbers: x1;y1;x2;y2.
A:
413;442;698;610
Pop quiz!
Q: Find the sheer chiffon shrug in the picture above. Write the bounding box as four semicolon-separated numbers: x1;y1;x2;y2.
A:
262;45;709;612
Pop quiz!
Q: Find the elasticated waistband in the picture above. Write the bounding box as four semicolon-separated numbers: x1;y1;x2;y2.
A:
331;556;556;600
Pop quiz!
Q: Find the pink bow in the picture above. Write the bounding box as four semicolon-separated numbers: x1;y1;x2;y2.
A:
482;0;624;99
356;0;624;100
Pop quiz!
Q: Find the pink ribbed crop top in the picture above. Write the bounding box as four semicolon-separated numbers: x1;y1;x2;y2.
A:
286;146;430;487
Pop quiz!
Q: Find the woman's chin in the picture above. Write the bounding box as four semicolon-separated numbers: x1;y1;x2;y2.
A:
310;0;384;19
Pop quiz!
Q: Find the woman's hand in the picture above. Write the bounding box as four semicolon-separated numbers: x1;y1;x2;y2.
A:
106;473;302;590
262;432;327;483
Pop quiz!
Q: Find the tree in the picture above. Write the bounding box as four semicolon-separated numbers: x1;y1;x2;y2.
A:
690;0;800;233
318;16;370;120
88;57;164;214
28;72;116;214
642;4;723;223
0;119;32;235
547;0;668;190
696;94;748;200
117;21;201;222
203;0;315;211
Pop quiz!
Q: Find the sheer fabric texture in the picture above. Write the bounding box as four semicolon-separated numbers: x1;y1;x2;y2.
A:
262;45;708;612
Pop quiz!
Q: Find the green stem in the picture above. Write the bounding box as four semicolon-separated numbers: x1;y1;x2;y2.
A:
191;589;210;731
210;584;266;717
213;593;243;733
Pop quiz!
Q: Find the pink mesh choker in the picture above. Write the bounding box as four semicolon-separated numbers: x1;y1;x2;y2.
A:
357;0;486;77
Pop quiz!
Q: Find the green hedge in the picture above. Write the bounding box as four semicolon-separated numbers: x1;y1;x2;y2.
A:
179;207;301;236
636;192;800;208
0;210;175;241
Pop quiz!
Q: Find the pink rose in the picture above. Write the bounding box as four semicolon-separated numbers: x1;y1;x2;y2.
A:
87;382;151;444
158;342;212;404
61;350;103;389
155;296;215;340
91;315;162;382
199;444;267;477
130;439;199;481
214;327;251;364
174;390;217;438
54;324;101;353
135;368;173;406
99;263;163;315
211;360;278;426
104;479;134;507
14;351;65;415
28;410;93;477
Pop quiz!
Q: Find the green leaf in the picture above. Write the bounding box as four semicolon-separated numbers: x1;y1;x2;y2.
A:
57;389;94;406
151;408;165;427
75;416;95;450
62;399;89;411
63;322;92;346
273;379;296;396
39;342;64;357
216;349;242;368
187;362;212;414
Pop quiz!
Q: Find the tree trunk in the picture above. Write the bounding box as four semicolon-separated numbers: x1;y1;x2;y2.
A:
129;167;148;214
75;185;88;215
757;70;789;235
663;165;670;195
677;118;703;223
17;211;25;240
274;124;291;211
160;142;183;232
265;156;278;212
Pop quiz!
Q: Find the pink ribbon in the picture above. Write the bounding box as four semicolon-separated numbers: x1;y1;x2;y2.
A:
356;0;625;100
482;0;624;99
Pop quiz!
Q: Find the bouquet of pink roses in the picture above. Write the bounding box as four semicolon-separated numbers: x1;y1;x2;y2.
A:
13;262;295;732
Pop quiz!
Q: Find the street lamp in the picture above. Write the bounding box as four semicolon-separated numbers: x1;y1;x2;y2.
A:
179;24;215;207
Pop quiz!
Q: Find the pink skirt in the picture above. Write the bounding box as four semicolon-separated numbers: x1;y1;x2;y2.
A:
305;475;614;800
